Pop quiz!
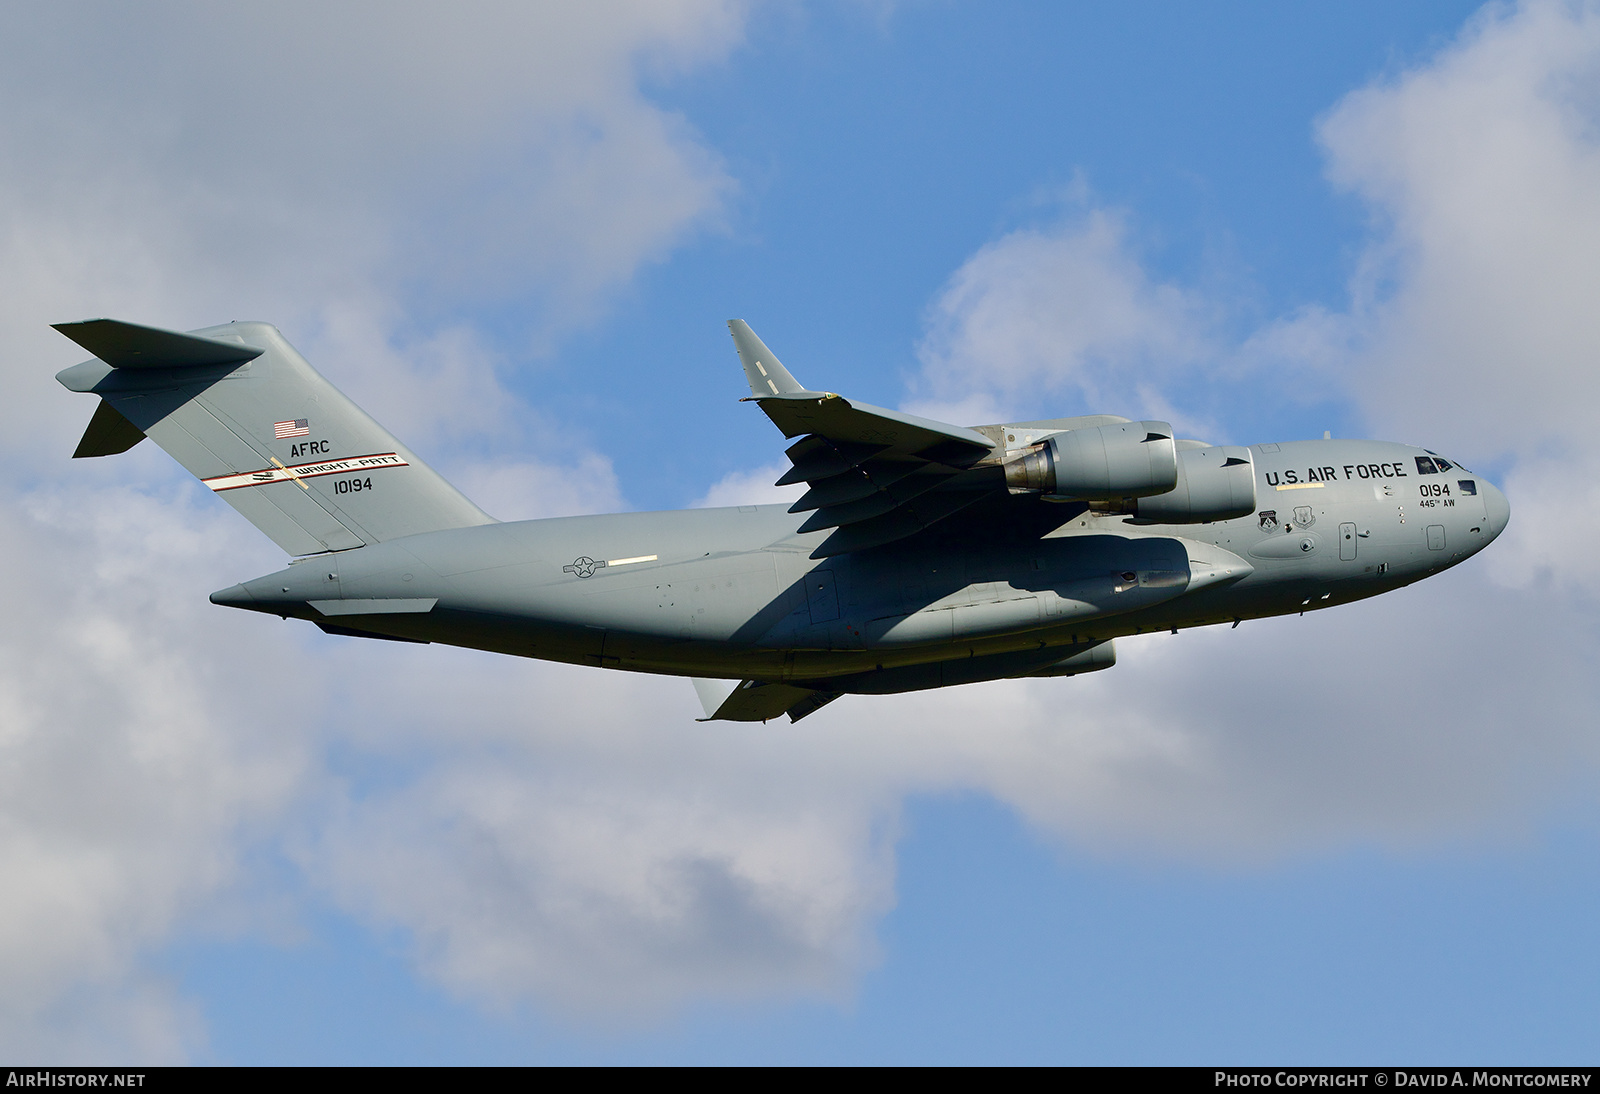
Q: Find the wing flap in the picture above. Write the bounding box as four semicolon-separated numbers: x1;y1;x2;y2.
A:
811;484;992;558
775;436;888;485
694;677;830;722
789;468;878;512
727;322;1004;557
796;491;901;532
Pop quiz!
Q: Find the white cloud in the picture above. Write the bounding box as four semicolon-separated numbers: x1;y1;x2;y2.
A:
254;632;906;1016
692;462;805;508
950;577;1600;860
1290;0;1600;607
889;0;1600;863
286;0;1600;1032
1483;459;1600;595
0;2;742;306
1318;0;1600;462
0;0;752;1056
453;453;625;522
0;1;746;471
292;553;1600;1017
310;703;896;1016
910;205;1210;426
0;483;308;1060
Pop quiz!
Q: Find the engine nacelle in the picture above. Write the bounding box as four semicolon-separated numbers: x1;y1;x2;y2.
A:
1003;421;1178;499
1127;444;1256;523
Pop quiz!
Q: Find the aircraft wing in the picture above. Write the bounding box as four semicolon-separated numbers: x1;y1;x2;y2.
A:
728;320;998;558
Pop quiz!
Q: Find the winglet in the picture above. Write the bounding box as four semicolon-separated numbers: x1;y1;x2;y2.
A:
727;320;805;397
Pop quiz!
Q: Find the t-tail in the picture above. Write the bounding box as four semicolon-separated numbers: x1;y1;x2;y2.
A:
55;319;494;554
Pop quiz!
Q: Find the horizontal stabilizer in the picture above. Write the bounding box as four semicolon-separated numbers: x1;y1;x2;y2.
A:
72;399;146;458
53;319;264;369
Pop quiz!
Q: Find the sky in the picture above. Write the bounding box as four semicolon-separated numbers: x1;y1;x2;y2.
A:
3;0;1600;1064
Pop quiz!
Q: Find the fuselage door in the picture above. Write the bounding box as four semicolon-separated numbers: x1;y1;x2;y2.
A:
1339;522;1357;561
807;568;839;624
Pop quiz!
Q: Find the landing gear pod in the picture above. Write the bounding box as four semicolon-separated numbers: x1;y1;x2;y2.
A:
1019;640;1116;678
1003;421;1178;499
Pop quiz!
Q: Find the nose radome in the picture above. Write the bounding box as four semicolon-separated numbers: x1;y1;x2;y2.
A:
1482;480;1510;542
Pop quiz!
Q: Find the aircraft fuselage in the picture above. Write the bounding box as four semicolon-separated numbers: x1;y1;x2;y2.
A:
213;439;1510;688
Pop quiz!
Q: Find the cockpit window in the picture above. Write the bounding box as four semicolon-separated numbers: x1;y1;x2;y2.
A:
1458;479;1477;495
1415;456;1439;474
1434;457;1453;472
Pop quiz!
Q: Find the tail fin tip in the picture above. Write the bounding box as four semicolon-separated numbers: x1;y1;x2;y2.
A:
53;318;264;370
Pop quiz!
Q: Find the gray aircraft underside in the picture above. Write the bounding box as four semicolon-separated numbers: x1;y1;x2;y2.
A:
53;317;1510;723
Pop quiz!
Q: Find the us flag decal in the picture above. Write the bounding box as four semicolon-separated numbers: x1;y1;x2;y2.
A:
273;419;310;439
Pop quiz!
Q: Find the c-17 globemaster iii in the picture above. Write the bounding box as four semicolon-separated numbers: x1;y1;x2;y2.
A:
54;317;1509;722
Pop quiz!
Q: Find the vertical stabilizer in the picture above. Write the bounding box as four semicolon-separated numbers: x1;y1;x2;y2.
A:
56;320;494;555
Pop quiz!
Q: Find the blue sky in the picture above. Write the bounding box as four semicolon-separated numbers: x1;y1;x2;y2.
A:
545;2;1488;503
2;0;1599;1064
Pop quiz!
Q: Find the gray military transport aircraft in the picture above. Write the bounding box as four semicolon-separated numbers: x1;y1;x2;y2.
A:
54;318;1509;723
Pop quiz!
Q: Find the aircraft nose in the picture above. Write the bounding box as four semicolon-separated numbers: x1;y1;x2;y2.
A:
1481;479;1510;542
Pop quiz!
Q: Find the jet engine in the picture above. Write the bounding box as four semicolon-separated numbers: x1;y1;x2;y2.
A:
1093;444;1256;523
1003;421;1178;499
